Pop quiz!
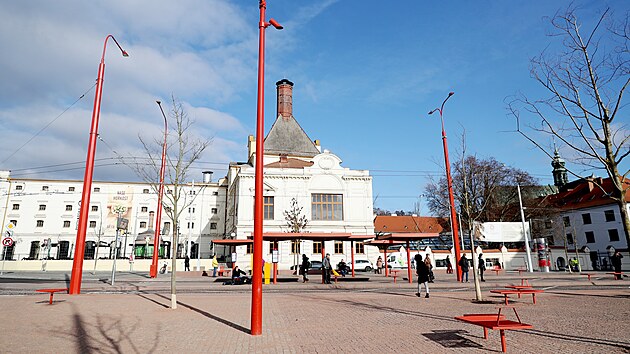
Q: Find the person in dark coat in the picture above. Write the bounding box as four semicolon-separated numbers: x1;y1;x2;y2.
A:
184;255;190;271
459;254;470;283
478;254;486;282
415;254;430;298
322;254;332;284
611;251;623;280
300;254;310;283
445;255;453;274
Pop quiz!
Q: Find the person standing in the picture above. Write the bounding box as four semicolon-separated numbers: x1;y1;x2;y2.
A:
445;255;453;274
211;255;219;277
424;254;434;283
300;254;310;282
459;254;469;283
414;254;430;298
376;256;383;274
322;253;332;284
611;251;624;280
184;255;190;271
478;254;486;282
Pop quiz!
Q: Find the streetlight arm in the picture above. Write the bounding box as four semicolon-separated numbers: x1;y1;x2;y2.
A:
101;35;129;62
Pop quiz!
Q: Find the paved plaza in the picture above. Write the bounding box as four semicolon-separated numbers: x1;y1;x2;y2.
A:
0;270;629;353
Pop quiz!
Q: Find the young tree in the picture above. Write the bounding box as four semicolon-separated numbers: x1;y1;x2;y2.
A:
508;6;630;253
126;96;210;309
284;198;308;268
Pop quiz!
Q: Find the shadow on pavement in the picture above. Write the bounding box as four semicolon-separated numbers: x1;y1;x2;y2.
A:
422;329;484;349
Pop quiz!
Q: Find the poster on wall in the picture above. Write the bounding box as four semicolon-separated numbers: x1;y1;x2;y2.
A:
107;187;134;231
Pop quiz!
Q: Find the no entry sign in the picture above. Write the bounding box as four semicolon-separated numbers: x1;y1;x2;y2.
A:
2;238;13;247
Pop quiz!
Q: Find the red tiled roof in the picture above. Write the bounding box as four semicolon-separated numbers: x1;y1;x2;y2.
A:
373;215;448;234
265;157;314;169
543;177;630;210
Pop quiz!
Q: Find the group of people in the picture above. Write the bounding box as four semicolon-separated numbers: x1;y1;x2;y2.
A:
414;254;435;298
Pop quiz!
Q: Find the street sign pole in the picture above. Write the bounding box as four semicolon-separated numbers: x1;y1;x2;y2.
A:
1;244;6;275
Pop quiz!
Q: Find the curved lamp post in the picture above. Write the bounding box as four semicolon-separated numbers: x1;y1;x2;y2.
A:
428;92;462;282
70;35;129;295
150;101;169;278
252;0;282;336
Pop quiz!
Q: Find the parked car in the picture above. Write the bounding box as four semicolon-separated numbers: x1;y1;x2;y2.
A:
290;260;323;272
349;259;373;272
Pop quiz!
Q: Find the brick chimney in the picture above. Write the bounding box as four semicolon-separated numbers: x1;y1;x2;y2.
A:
276;79;294;120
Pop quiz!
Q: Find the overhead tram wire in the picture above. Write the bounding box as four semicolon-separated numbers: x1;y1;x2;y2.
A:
0;83;97;165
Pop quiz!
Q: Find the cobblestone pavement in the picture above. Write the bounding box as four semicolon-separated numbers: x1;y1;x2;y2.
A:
0;270;629;353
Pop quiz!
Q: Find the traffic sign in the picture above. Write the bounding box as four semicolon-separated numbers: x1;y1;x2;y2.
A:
5;230;14;238
5;223;15;231
2;238;13;247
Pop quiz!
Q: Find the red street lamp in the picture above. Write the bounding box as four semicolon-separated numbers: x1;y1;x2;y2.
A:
428;92;462;282
252;0;282;336
150;101;169;278
69;35;129;295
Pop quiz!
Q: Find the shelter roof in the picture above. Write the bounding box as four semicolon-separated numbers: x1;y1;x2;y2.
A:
374;215;448;234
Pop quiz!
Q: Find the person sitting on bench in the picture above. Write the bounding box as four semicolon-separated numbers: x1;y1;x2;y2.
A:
232;266;250;285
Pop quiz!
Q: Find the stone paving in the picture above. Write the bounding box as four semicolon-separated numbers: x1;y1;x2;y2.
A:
0;270;629;353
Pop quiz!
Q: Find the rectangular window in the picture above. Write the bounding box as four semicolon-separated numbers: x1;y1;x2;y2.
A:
213;191;219;196
581;213;592;225
36;220;44;227
163;222;171;233
15;185;23;190
141;206;148;212
334;241;344;254
12;204;19;210
291;240;300;254
311;194;343;220
585;231;595;243
544;220;552;229
188;207;195;213
563;216;570;227
566;233;574;244
210;222;217;230
39;204;46;211
187;222;195;229
167;189;172;194
264;196;274;220
89;221;96;228
143;189;149;194
91;205;98;212
604;210;615;222
140;222;147;228
65;205;72;211
313;241;322;254
93;187;100;193
608;229;620;242
42;186;49;191
355;242;365;254
63;221;71;228
211;208;218;214
246;243;253;254
68;186;75;192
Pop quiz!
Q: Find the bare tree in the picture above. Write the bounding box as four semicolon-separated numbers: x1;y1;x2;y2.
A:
508;6;630;253
126;96;210;309
284;198;308;268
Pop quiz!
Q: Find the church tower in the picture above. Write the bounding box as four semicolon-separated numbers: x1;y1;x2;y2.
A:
551;149;568;189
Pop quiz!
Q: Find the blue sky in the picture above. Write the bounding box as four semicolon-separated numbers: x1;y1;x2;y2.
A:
0;1;627;214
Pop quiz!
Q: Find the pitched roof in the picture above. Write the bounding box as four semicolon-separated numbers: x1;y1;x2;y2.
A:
265;157;314;169
374;215;449;234
543;176;630;210
264;114;320;157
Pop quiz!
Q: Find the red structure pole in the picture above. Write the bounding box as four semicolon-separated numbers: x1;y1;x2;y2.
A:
69;35;128;295
251;0;282;336
429;92;462;282
350;240;355;277
406;241;412;284
150;101;169;278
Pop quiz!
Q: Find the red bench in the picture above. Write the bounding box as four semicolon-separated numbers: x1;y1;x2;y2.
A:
581;273;594;281
490;267;503;275
390;270;399;283
455;306;533;352
490;289;544;305
606;272;624;280
36;288;68;305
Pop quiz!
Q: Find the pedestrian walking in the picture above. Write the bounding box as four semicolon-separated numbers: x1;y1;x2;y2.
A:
459;254;469;282
376;256;383;274
478;253;486;282
300;254;310;282
611;251;623;280
445;255;453;274
322;253;332;284
212;255;219;277
184;255;190;271
424;254;435;283
414;254;430;298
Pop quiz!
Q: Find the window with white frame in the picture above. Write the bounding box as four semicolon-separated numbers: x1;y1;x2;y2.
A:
311;194;343;220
